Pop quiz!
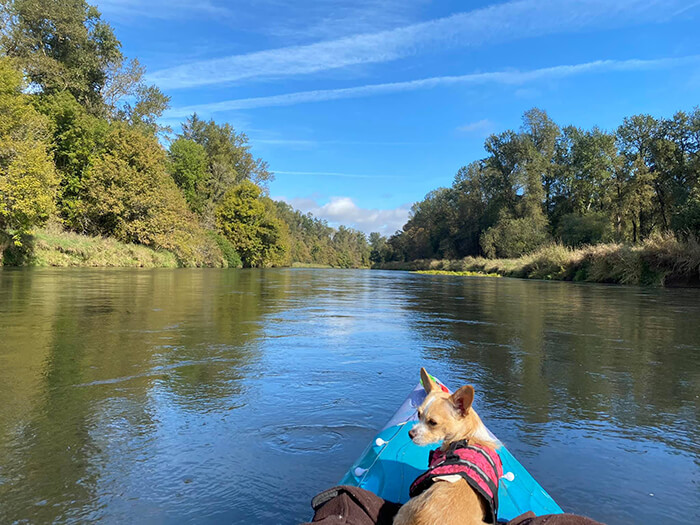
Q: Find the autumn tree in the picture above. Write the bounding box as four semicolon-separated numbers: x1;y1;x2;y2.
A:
216;181;288;268
0;58;57;248
78;122;223;266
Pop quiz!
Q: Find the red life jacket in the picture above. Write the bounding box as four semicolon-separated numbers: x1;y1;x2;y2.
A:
409;440;503;524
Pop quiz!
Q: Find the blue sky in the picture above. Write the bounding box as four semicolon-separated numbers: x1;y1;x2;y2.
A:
95;0;700;235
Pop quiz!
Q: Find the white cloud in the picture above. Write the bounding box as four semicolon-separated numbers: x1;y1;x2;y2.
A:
148;0;696;89
96;0;425;39
260;0;428;41
95;0;231;20
279;196;410;236
164;55;700;117
457;119;496;135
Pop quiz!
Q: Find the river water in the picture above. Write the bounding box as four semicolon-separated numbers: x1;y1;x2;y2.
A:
0;269;698;524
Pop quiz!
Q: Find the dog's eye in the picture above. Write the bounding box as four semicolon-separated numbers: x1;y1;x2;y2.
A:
428;419;437;427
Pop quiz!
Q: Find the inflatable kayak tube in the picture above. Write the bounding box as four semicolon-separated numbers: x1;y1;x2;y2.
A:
340;378;563;523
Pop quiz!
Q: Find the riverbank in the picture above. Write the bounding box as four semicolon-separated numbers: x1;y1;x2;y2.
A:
1;227;178;268
0;228;362;269
378;234;700;287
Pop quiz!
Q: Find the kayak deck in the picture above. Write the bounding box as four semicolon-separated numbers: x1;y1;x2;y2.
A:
340;382;563;522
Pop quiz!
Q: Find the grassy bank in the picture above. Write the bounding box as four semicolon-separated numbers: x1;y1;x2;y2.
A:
2;227;178;267
290;262;335;269
378;234;700;287
414;270;502;278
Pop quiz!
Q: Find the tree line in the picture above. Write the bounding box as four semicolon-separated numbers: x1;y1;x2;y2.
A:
0;0;370;268
372;108;700;263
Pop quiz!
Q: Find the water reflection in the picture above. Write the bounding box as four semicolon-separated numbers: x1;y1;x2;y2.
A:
0;269;698;524
395;275;700;523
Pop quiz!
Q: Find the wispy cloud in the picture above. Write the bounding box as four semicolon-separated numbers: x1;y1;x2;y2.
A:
164;55;700;117
148;0;696;89
260;0;428;41
278;196;410;235
95;0;232;20
457;119;496;135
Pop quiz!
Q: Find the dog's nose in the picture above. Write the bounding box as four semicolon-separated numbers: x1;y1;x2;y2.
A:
408;428;416;439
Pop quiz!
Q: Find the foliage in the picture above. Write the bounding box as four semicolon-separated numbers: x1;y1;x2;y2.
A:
379;233;700;287
168;138;208;213
180;114;272;223
33;90;108;228
0;57;58;248
0;0;364;269
369;231;390;264
208;231;242;269
274;200;371;268
556;212;615;247
216;181;288;268
2;0;123;113
77;123;224;267
480;213;550;258
388;107;700;263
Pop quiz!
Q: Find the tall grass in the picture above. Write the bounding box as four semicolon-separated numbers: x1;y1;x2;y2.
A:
378;233;700;287
3;224;179;267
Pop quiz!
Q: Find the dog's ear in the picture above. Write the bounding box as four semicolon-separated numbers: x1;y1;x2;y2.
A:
420;367;437;394
451;385;474;416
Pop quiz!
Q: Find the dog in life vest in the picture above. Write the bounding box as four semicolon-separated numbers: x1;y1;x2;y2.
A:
393;368;501;525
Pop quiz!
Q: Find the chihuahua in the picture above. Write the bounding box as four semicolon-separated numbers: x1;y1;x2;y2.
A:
393;368;499;525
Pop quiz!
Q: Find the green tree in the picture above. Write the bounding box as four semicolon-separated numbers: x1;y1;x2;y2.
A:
480;212;550;258
556;212;615;247
2;0;123;113
33;90;108;230
78;122;223;267
332;226;370;267
616;115;660;240
216;181;287;267
519;108;559;217
0;58;58;247
181;115;272;221
550;126;618;232
369;232;388;264
168;138;208;213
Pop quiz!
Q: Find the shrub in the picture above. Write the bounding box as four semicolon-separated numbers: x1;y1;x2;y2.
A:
480;215;550;258
209;231;242;268
556;212;615;247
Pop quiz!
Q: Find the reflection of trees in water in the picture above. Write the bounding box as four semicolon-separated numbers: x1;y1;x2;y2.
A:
401;277;700;452
0;269;293;523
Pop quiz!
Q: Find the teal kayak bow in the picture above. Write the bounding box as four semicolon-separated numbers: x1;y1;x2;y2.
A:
340;377;563;522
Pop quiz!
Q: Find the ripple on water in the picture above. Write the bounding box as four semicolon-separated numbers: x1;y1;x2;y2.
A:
259;423;373;454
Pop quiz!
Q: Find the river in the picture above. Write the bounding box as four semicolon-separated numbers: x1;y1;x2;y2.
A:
0;268;698;524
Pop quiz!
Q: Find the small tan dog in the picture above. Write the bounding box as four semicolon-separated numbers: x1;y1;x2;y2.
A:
393;368;499;525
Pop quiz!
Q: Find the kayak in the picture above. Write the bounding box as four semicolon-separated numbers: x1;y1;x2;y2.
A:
339;377;563;522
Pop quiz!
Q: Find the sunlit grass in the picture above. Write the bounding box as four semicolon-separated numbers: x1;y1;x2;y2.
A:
381;233;700;287
28;223;178;267
291;262;334;268
413;270;501;278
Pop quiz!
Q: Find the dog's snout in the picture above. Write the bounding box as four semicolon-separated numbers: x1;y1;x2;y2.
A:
408;428;416;439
